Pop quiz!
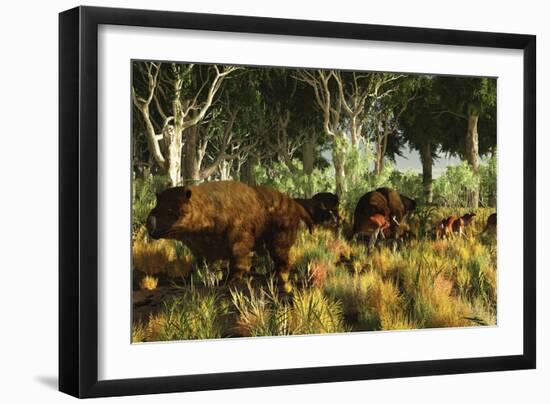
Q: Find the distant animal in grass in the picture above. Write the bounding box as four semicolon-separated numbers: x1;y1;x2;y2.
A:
146;181;312;293
459;212;477;235
481;213;497;235
351;188;416;244
311;192;340;226
436;213;476;239
294;198;335;227
435;216;461;239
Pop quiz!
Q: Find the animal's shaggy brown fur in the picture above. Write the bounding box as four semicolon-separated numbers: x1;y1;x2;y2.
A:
146;181;312;291
352;191;390;238
311;192;340;225
294;198;335;227
375;187;417;223
352;188;416;240
482;213;497;234
436;213;476;239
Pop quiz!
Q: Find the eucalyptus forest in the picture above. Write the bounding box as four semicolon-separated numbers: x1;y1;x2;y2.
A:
131;61;497;342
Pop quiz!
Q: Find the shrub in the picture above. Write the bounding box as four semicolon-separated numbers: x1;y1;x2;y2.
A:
132;175;168;233
253;159;333;198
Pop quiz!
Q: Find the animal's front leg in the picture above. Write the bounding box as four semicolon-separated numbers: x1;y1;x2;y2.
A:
228;236;254;282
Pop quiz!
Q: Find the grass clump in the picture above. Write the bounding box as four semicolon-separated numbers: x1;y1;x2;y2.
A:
139;275;159;291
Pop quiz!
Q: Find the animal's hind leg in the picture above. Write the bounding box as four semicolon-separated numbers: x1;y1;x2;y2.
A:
267;231;296;293
369;228;380;249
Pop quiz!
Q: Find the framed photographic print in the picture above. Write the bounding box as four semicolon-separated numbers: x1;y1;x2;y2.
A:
59;6;536;398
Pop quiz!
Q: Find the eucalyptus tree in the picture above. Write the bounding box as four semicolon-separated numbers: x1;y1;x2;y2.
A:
296;69;413;196
399;77;444;203
131;61;239;187
365;74;421;175
432;76;497;207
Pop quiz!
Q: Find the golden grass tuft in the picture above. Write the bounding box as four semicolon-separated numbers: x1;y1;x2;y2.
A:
308;260;332;289
370;252;391;274
132;239;193;279
132;239;176;275
327;238;352;260
432;239;448;254
291;289;346;335
139;274;159;290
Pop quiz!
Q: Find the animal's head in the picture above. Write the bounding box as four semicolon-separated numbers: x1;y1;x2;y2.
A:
462;212;476;225
432;220;445;239
401;195;417;212
146;187;193;239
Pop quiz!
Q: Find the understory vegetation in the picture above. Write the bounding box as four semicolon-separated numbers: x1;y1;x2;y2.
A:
132;187;497;342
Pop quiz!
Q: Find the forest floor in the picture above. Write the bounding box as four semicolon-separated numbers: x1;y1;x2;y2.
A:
131;207;497;342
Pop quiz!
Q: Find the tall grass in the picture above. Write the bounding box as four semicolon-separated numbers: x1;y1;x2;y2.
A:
132;207;497;342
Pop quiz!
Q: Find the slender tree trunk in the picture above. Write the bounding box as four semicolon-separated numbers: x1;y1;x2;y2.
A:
375;153;384;176
419;141;433;204
302;131;316;198
241;155;259;186
164;125;183;187
219;160;231;181
350;117;362;147
332;135;347;197
466;113;480;208
375;128;389;176
302;140;315;175
183;126;200;184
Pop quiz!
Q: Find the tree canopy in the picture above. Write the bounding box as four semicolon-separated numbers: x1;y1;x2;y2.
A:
132;61;497;206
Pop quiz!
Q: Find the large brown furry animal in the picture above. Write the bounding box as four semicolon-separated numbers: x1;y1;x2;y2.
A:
311;192;340;225
375;187;417;223
351;191;391;238
352;188;416;240
146;181;312;292
294;198;335;226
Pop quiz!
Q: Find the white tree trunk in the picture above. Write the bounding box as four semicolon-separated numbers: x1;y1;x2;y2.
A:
466;114;479;208
163;125;183;187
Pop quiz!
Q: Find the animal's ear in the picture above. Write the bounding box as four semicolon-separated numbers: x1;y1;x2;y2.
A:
185;189;192;200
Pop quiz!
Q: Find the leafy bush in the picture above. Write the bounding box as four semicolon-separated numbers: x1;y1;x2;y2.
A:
132;175;169;232
388;170;423;201
432;157;496;208
253;159;333;198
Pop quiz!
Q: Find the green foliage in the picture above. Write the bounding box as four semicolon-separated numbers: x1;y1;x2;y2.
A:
432;157;496;208
253;159;333;198
132;175;168;233
478;154;497;207
389;170;424;200
432;161;479;207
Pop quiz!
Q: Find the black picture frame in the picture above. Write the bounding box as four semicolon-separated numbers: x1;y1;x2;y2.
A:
59;5;536;398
